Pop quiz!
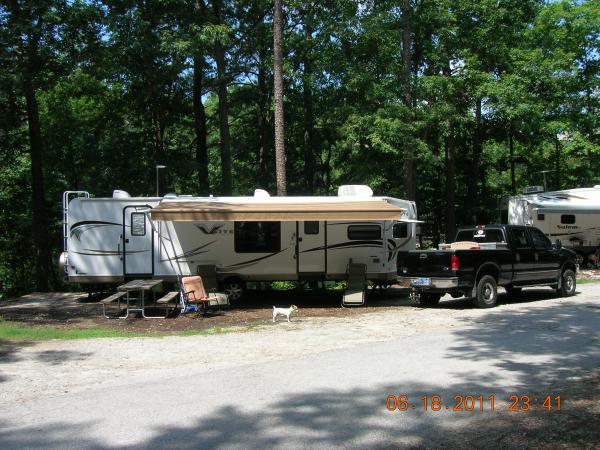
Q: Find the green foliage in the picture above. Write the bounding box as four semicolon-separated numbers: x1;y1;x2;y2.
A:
0;0;598;294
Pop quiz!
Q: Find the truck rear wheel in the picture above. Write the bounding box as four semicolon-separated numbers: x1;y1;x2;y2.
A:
558;269;576;297
474;275;497;308
419;293;441;307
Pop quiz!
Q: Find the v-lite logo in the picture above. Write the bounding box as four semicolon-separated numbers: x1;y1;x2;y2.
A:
196;224;223;234
195;224;232;235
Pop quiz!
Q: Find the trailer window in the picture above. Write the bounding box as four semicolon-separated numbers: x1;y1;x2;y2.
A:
529;228;551;250
561;214;576;224
537;213;545;221
393;223;408;238
234;222;281;253
348;225;381;240
131;213;146;236
304;221;319;235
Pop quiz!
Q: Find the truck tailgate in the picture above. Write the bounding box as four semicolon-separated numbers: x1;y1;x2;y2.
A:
398;251;455;278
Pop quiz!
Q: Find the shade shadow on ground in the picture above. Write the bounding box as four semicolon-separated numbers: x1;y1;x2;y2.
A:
0;298;598;449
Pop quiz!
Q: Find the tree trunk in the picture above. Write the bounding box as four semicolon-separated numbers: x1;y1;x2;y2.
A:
401;0;416;200
302;16;314;194
257;16;270;185
193;54;209;195
273;0;287;196
467;97;482;224
193;0;209;195
212;0;232;195
444;130;456;242
509;126;515;194
443;58;456;242
23;74;50;291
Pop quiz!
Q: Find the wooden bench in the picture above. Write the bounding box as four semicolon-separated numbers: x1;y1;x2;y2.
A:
101;292;126;318
150;291;180;317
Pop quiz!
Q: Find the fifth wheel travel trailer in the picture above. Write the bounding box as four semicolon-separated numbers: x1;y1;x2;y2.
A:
507;186;600;265
61;186;419;300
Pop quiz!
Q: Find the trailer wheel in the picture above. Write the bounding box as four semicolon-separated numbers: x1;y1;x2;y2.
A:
419;293;441;307
558;269;576;297
222;278;246;302
474;275;497;308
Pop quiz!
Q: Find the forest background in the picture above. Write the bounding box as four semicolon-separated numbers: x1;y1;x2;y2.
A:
0;0;598;295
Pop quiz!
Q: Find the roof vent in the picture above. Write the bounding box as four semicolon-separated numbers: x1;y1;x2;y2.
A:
337;185;373;197
254;189;270;198
113;190;131;199
594;185;600;189
163;193;177;199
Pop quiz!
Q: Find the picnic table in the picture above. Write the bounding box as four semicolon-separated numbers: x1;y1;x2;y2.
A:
117;279;163;319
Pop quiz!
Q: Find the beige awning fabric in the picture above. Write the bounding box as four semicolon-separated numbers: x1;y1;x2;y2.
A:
150;200;405;222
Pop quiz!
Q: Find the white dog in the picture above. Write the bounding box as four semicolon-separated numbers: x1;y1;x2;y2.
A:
272;305;298;322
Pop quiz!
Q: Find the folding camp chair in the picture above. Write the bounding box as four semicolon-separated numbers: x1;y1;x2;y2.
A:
180;275;229;314
342;262;367;306
196;265;230;310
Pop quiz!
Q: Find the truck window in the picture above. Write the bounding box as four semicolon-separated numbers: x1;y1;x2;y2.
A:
234;221;281;253
529;228;551;250
348;225;381;240
455;229;505;243
511;228;530;248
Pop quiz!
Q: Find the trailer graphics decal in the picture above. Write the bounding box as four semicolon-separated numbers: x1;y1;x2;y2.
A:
195;224;229;235
219;247;291;271
162;240;218;262
73;249;148;256
70;221;120;240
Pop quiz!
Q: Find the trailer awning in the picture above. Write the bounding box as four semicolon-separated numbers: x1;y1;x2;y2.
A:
150;200;406;222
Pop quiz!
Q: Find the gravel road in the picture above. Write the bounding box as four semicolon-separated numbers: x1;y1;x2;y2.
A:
1;285;599;449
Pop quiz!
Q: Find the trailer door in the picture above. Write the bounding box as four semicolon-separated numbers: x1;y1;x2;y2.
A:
123;205;153;276
297;221;326;276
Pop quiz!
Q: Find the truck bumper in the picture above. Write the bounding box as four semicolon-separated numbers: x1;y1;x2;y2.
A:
397;276;460;290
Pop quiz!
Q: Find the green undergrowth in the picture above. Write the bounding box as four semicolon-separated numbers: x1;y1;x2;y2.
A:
0;318;262;342
575;277;600;284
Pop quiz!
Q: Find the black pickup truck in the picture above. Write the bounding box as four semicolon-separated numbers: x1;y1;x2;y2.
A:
397;224;578;308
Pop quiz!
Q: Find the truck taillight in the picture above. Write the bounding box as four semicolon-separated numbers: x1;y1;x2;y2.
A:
451;255;459;272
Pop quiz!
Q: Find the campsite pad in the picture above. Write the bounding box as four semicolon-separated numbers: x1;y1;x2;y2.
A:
0;287;415;333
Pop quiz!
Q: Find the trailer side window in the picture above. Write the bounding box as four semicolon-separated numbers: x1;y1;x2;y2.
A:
537;213;545;221
529;228;551;250
393;223;408;238
304;221;319;235
131;213;146;236
234;221;281;253
561;214;576;224
348;225;381;240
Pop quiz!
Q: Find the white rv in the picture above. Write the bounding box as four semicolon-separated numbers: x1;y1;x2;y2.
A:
508;186;600;263
61;186;418;299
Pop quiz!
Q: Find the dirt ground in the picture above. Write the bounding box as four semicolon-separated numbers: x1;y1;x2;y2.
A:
1;269;599;333
0;287;416;332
